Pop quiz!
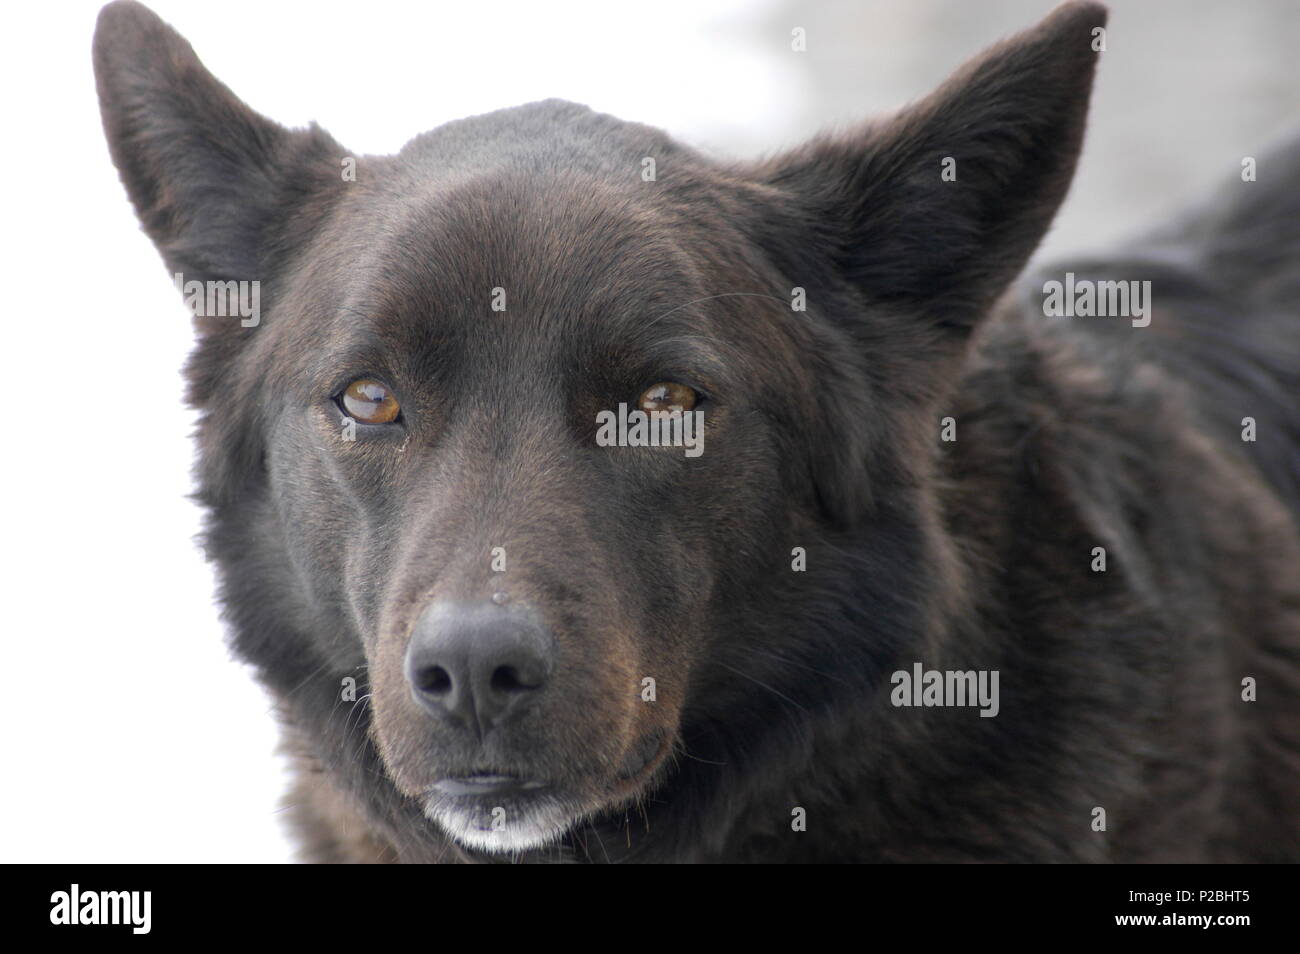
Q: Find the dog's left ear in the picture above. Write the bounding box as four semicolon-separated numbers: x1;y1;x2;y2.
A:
754;0;1107;336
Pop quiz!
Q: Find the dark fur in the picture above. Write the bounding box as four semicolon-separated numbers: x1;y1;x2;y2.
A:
95;0;1300;862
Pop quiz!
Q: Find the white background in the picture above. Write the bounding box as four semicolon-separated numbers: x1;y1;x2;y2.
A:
1;0;1295;863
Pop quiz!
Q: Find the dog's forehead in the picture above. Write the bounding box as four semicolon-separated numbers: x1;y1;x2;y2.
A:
280;101;751;383
328;166;712;352
405;180;689;302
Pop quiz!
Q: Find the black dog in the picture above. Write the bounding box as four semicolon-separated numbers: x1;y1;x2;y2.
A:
95;0;1300;862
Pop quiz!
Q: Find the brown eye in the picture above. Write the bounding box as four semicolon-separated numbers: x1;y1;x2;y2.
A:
637;382;698;416
340;378;401;425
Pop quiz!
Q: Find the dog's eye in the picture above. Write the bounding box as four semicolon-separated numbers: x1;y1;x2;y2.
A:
340;378;401;425
638;382;698;415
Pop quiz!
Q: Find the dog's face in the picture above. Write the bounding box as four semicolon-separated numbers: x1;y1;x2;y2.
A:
95;1;1103;854
257;121;831;849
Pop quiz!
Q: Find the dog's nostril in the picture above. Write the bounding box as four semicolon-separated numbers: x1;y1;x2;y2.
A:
490;665;536;694
415;665;453;695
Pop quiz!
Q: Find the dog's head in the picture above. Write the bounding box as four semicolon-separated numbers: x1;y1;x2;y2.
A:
95;0;1104;856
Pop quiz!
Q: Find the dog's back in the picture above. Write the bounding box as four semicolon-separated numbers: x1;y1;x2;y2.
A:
963;134;1300;861
1027;130;1300;505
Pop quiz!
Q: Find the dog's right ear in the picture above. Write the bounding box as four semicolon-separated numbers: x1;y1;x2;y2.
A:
743;1;1106;529
750;1;1106;343
94;1;344;292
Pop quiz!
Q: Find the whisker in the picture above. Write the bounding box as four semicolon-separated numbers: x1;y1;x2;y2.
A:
714;660;807;713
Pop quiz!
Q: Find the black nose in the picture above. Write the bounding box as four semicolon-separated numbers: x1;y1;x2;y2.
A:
404;601;554;736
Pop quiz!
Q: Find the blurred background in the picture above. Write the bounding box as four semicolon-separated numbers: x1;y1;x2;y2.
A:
2;0;1296;862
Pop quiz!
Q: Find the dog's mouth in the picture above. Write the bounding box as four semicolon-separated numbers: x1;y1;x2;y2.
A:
431;774;549;798
422;731;672;853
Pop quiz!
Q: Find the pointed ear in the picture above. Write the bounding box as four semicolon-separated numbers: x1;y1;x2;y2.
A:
93;0;344;285
755;0;1106;334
